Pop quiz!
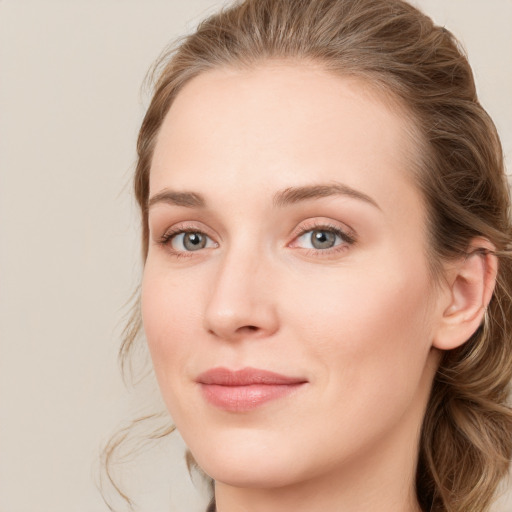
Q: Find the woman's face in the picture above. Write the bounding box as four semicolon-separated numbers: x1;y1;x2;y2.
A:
142;63;445;491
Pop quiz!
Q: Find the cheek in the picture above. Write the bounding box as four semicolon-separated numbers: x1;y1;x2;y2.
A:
284;256;434;391
141;264;204;390
275;259;436;461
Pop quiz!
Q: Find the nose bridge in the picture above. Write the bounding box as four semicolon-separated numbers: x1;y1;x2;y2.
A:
203;237;278;340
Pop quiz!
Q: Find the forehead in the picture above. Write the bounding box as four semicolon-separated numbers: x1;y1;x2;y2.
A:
150;62;421;215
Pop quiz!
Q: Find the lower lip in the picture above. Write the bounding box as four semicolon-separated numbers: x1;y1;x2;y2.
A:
200;383;305;412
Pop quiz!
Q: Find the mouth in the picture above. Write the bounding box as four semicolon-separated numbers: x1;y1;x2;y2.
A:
196;367;308;412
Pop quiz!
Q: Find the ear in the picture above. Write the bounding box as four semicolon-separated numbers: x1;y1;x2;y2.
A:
432;238;498;351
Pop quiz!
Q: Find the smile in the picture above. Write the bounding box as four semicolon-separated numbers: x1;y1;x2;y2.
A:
196;367;308;412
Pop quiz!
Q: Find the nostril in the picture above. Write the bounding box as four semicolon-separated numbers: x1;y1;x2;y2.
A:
231;325;260;337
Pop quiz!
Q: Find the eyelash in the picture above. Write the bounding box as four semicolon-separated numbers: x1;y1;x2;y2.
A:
157;222;356;258
291;223;356;255
159;228;196;245
157;226;217;258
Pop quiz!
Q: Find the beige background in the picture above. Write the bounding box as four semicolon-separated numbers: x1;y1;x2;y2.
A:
0;1;511;511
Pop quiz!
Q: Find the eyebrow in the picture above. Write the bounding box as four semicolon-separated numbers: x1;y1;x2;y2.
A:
147;190;205;210
273;182;381;210
147;182;380;211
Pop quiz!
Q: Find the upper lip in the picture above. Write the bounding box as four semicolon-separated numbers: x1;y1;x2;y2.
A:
196;367;307;386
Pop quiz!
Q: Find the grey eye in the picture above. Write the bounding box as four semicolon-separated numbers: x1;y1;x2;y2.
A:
172;232;209;251
184;232;207;250
310;230;337;249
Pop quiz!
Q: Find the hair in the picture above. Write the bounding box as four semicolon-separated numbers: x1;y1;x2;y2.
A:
104;0;512;511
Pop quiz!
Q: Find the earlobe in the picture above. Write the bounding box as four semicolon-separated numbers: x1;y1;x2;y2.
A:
433;239;497;351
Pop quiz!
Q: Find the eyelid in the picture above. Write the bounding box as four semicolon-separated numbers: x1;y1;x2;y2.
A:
156;221;220;253
289;218;357;245
286;220;357;260
157;221;218;240
153;218;356;258
171;231;216;249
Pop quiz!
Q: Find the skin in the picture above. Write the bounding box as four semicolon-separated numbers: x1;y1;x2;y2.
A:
141;63;491;512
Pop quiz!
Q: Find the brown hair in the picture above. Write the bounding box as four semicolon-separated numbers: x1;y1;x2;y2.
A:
105;0;512;510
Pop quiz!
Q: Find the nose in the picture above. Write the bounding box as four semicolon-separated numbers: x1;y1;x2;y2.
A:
203;248;279;342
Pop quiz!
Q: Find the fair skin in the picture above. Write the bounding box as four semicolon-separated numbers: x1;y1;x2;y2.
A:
142;63;495;512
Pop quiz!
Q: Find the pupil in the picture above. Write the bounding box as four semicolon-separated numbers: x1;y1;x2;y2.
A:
311;230;335;249
184;232;206;250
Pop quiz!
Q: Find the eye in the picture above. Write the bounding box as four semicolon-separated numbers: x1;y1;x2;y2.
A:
164;230;217;252
293;225;354;251
302;230;338;249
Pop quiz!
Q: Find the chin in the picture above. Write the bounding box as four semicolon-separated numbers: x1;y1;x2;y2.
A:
188;434;304;489
203;461;296;489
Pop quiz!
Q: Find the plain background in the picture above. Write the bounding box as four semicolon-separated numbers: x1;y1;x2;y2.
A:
0;1;511;511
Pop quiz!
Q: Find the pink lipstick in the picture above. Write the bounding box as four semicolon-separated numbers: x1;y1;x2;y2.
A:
197;367;307;412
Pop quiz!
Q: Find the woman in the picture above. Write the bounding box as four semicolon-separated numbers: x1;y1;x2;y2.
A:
107;0;512;510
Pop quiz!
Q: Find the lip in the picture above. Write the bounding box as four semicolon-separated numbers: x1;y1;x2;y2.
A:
196;367;307;412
